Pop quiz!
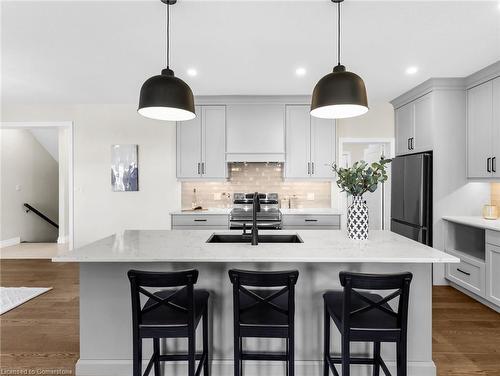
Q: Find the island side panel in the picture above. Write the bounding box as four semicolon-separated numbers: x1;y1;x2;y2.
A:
78;262;434;376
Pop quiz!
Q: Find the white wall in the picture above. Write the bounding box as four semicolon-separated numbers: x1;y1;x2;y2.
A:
0;129;59;242
1;105;180;248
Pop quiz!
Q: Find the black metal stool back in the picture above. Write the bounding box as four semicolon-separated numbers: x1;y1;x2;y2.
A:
324;271;413;376
128;269;209;376
339;271;413;338
228;269;299;376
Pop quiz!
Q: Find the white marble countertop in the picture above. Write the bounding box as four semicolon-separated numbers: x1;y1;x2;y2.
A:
170;208;341;215
280;208;342;215
53;229;458;264
170;208;231;215
443;216;500;232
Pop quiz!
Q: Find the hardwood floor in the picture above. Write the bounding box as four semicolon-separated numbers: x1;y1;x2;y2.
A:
0;259;79;374
433;286;500;376
0;260;499;375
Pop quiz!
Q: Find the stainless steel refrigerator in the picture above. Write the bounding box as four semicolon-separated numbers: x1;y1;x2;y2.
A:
390;152;432;246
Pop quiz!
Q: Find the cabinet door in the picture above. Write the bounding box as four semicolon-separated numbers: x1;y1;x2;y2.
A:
202;106;226;179
413;93;433;152
467;81;493;178
486;244;500;306
285;105;311;178
492;77;500;178
226;104;285;154
395;103;414;155
177;106;202;178
311;117;336;178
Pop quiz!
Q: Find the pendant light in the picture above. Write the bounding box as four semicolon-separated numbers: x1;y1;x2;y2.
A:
310;0;368;119
138;0;196;121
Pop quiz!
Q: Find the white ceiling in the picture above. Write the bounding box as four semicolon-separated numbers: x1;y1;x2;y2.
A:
2;1;499;105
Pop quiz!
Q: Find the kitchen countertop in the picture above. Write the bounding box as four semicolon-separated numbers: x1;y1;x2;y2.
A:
170;208;341;215
443;216;500;232
53;229;457;263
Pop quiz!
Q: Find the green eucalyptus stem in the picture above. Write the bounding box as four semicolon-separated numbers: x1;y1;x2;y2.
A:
332;157;392;197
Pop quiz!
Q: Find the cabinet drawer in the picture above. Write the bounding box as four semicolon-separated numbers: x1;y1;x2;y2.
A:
445;250;485;297
282;214;340;227
486;230;500;247
171;214;228;228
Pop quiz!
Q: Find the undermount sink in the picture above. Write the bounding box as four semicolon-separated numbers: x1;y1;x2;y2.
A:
206;233;303;244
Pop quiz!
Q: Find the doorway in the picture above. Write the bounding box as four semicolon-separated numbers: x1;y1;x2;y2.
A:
0;122;74;257
336;138;395;231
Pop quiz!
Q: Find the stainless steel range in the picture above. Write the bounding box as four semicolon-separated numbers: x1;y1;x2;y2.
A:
230;192;282;229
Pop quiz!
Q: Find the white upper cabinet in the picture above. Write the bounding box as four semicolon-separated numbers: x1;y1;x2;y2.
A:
467;77;500;179
226;104;285;161
177;106;202;179
311;116;336;179
395;92;433;156
285;105;336;179
395;103;413;155
177;105;226;180
285;105;310;178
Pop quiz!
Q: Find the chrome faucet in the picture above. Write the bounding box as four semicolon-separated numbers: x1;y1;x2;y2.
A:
251;192;261;246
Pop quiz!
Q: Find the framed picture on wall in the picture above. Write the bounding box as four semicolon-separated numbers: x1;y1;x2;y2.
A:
111;144;139;192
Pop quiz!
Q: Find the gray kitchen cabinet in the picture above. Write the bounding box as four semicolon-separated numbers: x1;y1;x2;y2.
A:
177;105;226;179
226;104;285;162
493;77;500;178
171;213;229;230
285;105;336;179
486;243;500;306
282;213;341;230
467;80;495;178
395;92;433;156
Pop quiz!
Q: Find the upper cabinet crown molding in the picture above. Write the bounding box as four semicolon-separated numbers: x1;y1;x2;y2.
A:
465;61;500;90
391;78;465;109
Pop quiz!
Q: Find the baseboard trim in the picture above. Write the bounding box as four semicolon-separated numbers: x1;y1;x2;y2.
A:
449;281;500;313
76;359;436;376
0;237;20;248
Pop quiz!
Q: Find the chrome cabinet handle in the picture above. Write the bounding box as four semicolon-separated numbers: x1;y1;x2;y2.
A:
487;158;492;173
307;162;311;175
197;163;201;175
493;157;497;173
194;219;207;222
311;162;315;175
411;138;414;150
408;138;411;150
201;162;205;175
456;268;471;276
305;219;318;222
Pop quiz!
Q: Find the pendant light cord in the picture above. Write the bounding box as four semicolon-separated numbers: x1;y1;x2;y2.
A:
337;1;341;66
166;2;170;69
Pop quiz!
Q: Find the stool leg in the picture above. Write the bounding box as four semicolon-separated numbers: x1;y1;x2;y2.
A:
234;334;240;376
188;335;196;376
133;336;142;376
203;309;209;376
397;340;407;376
341;335;350;376
323;303;330;376
153;338;161;376
372;342;380;376
289;331;295;376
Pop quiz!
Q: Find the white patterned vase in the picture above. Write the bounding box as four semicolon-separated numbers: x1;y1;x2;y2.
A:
347;196;369;240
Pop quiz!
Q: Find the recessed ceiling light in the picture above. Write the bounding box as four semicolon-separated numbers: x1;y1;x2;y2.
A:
295;67;307;77
187;68;198;77
405;66;419;75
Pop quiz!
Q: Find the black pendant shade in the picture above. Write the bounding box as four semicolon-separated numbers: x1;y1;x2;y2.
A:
310;0;368;119
138;68;196;121
138;0;196;122
311;64;368;119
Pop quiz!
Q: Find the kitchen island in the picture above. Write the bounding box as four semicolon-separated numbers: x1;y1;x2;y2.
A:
53;229;458;376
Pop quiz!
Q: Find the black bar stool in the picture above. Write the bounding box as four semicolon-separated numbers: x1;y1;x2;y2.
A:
323;271;413;376
228;269;299;376
128;269;209;376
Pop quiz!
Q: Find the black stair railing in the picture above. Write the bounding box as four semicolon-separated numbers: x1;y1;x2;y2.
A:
24;203;59;229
